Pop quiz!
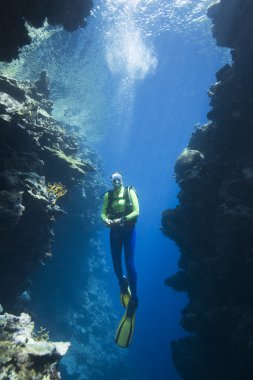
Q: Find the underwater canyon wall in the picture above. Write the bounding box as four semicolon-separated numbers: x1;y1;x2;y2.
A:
0;71;127;380
0;2;98;377
0;0;93;61
0;69;126;380
0;71;108;378
162;0;253;379
0;2;132;377
0;74;96;311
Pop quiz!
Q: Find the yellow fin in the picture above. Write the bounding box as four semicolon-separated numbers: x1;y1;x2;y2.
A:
115;312;136;348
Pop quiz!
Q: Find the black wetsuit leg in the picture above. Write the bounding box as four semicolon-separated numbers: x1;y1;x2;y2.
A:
110;225;138;301
123;225;137;302
110;226;124;285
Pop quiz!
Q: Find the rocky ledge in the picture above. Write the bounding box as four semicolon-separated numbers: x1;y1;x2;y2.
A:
0;0;93;62
162;0;253;379
0;73;95;310
0;308;70;379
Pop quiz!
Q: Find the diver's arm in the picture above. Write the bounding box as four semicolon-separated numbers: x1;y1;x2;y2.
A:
101;193;112;226
125;189;139;221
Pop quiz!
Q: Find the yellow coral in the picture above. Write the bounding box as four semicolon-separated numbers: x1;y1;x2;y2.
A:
47;182;67;205
33;327;50;342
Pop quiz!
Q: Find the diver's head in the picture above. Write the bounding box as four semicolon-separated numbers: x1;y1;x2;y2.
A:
110;172;123;189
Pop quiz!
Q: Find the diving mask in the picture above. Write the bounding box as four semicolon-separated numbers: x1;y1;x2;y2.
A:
111;173;123;188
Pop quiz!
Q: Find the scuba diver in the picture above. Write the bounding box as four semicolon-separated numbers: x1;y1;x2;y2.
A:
101;172;139;346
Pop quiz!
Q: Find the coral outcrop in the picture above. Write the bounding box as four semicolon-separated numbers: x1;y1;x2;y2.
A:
162;0;253;379
0;311;70;379
0;72;126;379
0;0;93;62
0;73;95;310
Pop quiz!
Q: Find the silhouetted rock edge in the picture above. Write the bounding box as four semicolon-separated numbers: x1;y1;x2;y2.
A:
162;0;253;379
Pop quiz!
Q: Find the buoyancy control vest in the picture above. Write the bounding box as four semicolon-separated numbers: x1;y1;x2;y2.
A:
107;186;138;223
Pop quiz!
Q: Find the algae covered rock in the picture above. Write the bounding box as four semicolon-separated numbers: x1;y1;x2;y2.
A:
44;146;95;179
174;148;205;184
0;312;70;379
0;73;96;310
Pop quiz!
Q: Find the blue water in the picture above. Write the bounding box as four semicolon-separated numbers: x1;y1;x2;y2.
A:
94;6;228;378
6;0;229;378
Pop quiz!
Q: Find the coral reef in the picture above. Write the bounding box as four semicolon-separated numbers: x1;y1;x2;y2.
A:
162;0;253;379
0;311;70;379
0;0;93;62
0;73;95;310
47;182;67;205
0;71;127;379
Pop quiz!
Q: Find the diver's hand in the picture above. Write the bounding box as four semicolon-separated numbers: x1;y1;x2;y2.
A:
112;218;121;225
104;218;113;227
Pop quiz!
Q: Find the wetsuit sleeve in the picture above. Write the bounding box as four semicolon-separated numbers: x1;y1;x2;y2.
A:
101;192;109;222
126;189;139;221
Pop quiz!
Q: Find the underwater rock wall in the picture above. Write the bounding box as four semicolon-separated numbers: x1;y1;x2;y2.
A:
0;73;128;379
0;73;126;380
0;74;95;310
162;0;253;379
0;0;93;62
0;310;70;379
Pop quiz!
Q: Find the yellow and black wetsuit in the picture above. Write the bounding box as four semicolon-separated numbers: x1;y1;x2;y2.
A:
101;185;139;302
101;185;139;224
